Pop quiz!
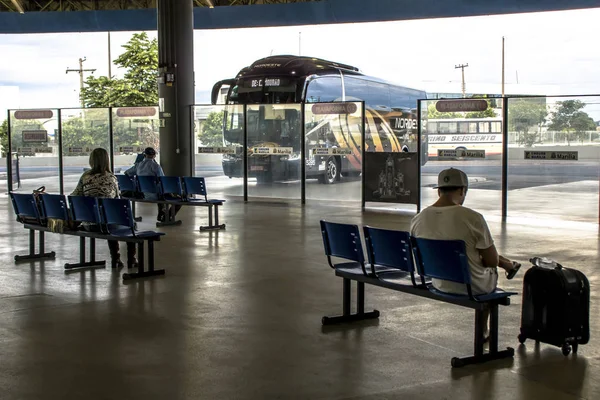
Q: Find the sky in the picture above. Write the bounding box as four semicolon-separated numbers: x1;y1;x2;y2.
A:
1;7;600;119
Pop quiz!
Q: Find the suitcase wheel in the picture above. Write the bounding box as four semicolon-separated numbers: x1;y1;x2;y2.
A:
562;344;572;356
518;334;526;344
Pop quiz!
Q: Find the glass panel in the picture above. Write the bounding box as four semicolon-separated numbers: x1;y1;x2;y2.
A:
112;106;160;176
305;102;363;203
61;108;111;195
194;104;244;199
507;96;600;223
420;99;503;217
9;109;59;193
246;104;302;200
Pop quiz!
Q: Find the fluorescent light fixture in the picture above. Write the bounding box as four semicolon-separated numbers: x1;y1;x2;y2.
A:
10;0;25;14
204;0;214;8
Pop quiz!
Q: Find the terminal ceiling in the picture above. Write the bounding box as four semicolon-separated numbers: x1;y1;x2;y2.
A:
0;0;599;33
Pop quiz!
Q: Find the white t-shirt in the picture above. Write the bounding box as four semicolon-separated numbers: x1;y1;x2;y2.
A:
410;205;497;295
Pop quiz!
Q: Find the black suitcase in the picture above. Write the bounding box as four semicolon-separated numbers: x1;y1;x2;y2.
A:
518;258;590;356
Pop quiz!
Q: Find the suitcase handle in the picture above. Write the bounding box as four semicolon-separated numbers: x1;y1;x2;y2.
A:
530;257;563;270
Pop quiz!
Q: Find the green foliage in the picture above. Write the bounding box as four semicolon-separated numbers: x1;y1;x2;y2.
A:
81;32;158;108
548;100;596;145
0;120;8;156
198;112;224;147
465;101;497;118
61;110;110;151
508;98;548;147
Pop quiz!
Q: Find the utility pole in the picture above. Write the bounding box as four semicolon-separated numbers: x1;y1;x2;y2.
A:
108;32;112;79
455;63;469;98
501;37;505;97
66;57;96;108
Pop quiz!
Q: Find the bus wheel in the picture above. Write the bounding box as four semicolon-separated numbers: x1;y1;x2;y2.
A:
319;157;340;184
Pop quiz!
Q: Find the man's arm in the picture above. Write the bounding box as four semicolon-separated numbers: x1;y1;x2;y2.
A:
475;214;498;268
478;245;499;269
155;163;165;177
124;164;136;176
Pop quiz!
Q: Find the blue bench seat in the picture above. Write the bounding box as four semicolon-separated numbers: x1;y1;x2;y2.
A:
320;220;516;368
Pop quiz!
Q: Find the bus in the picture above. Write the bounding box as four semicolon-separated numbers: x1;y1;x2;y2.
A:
211;55;427;184
425;117;502;159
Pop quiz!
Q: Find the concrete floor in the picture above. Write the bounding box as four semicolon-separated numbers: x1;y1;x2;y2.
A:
0;194;598;400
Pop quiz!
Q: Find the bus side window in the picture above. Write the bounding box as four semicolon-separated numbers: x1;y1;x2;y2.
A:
366;82;391;110
344;77;369;104
305;76;342;103
479;122;490;133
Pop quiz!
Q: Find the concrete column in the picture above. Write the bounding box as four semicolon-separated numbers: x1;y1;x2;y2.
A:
157;0;194;176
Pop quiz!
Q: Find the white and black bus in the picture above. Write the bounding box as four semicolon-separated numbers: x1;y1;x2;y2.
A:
211;55;427;184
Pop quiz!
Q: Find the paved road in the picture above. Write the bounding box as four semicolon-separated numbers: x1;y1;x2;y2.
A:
7;161;598;192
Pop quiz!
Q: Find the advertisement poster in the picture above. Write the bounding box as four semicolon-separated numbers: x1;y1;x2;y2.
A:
364;152;418;205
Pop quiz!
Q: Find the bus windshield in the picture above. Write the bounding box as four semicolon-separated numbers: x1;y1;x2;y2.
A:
223;104;301;150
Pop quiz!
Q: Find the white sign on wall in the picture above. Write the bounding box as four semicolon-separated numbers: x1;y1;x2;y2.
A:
251;147;293;155
437;149;486;159
524;151;578;161
198;147;236;154
312;148;352;156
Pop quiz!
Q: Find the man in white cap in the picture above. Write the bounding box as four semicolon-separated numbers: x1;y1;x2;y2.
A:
410;168;520;335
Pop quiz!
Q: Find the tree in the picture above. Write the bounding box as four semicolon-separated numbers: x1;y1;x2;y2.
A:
571;111;597;144
80;32;158;108
61;109;110;151
508;98;548;147
0;120;8;156
198;112;224;147
548;100;596;145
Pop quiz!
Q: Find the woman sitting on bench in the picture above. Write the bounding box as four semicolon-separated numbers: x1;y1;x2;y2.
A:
71;148;137;269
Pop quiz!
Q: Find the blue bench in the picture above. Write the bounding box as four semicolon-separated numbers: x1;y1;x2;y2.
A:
320;220;516;368
116;175;225;231
10;192;165;281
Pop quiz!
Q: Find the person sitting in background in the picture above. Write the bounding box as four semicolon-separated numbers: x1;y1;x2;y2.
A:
71;148;137;269
125;147;180;222
410;168;521;340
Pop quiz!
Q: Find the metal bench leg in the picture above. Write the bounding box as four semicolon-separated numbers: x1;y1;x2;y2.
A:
450;306;514;368
15;229;56;263
132;202;142;222
156;204;183;227
122;241;165;280
321;279;380;325
64;237;106;270
200;205;226;231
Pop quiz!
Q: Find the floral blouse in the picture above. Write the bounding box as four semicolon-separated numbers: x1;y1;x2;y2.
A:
71;170;119;199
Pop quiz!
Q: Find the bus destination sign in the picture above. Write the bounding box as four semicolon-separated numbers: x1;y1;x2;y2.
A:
524;151;578;161
22;130;48;143
438;149;486;159
435;99;488;113
248;78;284;88
312;103;358;115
